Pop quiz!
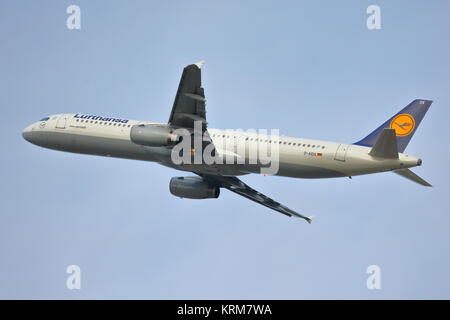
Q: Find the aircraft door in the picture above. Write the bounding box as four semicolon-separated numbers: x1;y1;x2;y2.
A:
55;114;68;129
334;143;349;162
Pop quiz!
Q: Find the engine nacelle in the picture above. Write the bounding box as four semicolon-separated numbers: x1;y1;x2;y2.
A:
169;177;220;199
130;124;179;147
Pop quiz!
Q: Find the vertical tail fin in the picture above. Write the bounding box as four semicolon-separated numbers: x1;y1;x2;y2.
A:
354;99;432;152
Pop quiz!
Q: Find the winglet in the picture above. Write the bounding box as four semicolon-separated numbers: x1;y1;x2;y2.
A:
306;215;315;224
194;60;205;69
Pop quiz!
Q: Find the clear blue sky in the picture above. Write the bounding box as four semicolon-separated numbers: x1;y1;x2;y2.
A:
1;0;449;299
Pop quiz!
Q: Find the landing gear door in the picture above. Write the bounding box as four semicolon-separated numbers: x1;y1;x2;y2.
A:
334;144;349;162
56;114;68;129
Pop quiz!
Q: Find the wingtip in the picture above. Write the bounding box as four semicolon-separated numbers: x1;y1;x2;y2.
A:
306;215;315;224
194;60;205;69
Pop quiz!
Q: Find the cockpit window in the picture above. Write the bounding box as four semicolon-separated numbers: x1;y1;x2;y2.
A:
39;117;50;121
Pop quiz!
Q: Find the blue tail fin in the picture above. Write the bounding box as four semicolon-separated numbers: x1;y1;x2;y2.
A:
354;99;432;152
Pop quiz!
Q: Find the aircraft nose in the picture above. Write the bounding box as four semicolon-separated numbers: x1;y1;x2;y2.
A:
22;124;36;143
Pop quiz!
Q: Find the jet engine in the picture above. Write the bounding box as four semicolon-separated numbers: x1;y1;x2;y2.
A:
130;124;179;147
169;177;220;199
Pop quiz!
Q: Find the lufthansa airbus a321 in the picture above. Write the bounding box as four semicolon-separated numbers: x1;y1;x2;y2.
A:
22;61;432;223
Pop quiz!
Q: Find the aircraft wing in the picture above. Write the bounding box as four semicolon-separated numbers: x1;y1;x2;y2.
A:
198;174;313;223
168;61;207;130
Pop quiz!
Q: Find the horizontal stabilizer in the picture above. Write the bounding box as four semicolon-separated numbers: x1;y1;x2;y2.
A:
369;128;398;159
393;168;432;187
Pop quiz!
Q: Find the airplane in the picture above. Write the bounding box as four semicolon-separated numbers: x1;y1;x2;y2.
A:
22;61;432;223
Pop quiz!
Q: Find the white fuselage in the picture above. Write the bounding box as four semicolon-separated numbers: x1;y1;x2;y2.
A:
22;113;422;179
